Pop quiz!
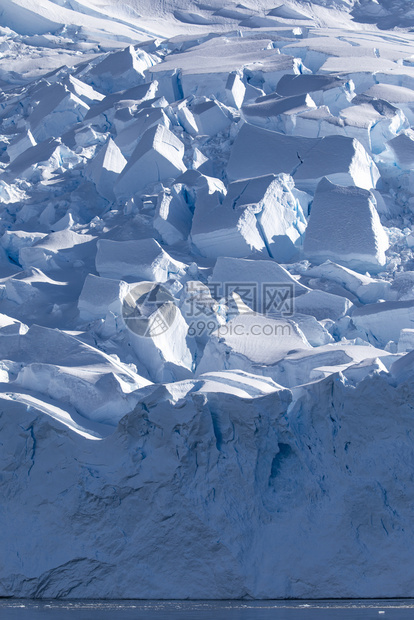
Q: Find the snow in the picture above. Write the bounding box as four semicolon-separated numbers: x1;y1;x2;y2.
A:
3;0;414;602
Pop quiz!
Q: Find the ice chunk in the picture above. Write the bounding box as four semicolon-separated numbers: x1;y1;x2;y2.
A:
85;45;158;93
319;55;414;93
386;130;414;167
27;83;89;141
390;271;414;302
243;82;266;104
171;172;228;238
176;100;199;136
114;94;169;125
304;179;389;271
295;97;405;154
85;138;127;201
341;357;388;386
18;230;95;271
121;281;193;382
150;36;305;99
153;186;193;245
18;231;96;271
337;100;407;154
95;238;186;283
391;348;414;382
273;341;391;387
362;83;414;125
114;125;186;199
83;82;159;125
302;261;392;304
352;300;414;348
267;5;310;19
242;93;316;132
190;98;232;136
294;289;352;321
64;75;104;105
184;368;284;399
225;73;246;109
1;230;47;265
72;126;106;149
285;105;338;139
114;107;171;157
197;313;311;376
78;273;129;322
292;314;334;347
6;130;36;163
227;123;379;191
397;328;414;353
275;73;355;115
191;173;307;261
210;256;309;314
293;136;380;192
7;139;81;180
0;268;59;307
0;324;150;424
0;313;27;336
180;280;223;344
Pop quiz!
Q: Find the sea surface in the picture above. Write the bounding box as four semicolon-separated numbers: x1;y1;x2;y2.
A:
1;600;414;620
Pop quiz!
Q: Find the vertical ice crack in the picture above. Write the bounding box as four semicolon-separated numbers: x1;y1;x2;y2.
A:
23;423;36;476
290;151;304;177
254;210;273;258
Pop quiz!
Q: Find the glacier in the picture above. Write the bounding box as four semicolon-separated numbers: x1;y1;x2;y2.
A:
2;0;414;601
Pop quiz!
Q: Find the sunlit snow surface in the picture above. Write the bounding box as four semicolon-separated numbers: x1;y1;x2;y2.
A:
3;0;414;601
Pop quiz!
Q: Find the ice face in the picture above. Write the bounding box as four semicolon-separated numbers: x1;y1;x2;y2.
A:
303;177;389;270
3;0;414;601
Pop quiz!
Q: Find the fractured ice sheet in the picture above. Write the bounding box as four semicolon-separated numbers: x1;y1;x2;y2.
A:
3;0;414;601
227;123;380;191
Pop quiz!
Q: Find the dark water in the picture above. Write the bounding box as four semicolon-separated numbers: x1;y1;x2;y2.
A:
1;600;414;620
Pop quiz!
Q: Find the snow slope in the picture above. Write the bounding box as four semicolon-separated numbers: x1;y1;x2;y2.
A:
2;0;414;601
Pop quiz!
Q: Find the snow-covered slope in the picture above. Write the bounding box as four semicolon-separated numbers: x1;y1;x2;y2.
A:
2;0;414;600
